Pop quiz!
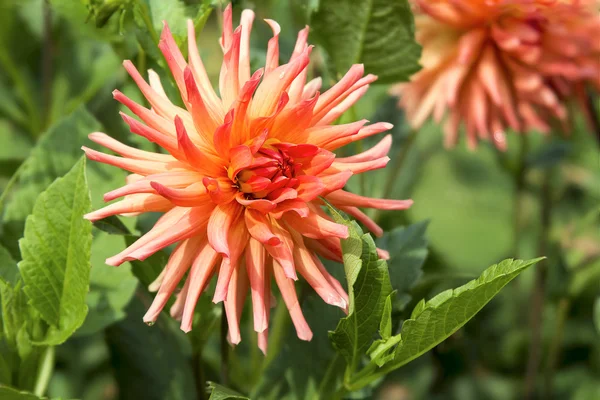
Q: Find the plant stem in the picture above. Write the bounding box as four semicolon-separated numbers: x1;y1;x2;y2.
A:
33;346;55;397
220;303;229;386
133;0;160;44
544;297;571;398
524;166;553;399
0;45;40;138
373;129;417;224
0;161;26;213
513;134;529;258
193;351;206;400
317;353;341;399
42;0;53;129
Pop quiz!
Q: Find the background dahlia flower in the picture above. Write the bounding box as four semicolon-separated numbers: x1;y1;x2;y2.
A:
83;4;412;352
393;0;600;150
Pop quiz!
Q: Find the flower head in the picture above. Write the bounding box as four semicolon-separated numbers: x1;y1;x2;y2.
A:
83;4;412;352
393;0;600;150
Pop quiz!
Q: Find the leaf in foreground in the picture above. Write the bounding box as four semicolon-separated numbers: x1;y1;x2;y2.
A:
328;207;392;373
0;385;43;400
207;382;249;400
382;258;544;373
18;157;92;345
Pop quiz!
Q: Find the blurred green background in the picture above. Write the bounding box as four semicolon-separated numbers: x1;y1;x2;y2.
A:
0;0;599;399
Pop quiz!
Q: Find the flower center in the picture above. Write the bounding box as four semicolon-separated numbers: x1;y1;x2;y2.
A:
234;145;303;199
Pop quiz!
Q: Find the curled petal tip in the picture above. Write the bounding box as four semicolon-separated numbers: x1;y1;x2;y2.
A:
105;256;122;267
180;322;192;333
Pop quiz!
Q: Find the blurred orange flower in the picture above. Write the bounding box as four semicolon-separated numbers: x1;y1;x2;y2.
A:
393;0;600;150
83;5;412;352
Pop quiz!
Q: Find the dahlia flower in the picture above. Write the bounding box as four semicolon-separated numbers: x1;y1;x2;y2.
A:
393;0;600;150
83;5;412;352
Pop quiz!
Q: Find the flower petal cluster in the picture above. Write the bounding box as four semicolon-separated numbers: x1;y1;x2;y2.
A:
393;0;600;149
83;4;412;352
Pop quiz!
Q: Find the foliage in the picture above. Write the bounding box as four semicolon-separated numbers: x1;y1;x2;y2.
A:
0;0;597;399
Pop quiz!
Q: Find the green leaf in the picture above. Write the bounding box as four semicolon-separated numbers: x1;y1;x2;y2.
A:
366;293;400;367
18;157;92;345
311;0;421;83
207;382;249;400
377;221;429;309
91;215;132;236
106;293;195;400
328;207;392;373
0;385;43;400
3;107;102;224
0;244;18;286
0;280;31;346
390;258;544;369
77;231;137;336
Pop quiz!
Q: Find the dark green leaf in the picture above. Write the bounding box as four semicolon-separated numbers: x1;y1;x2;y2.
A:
92;216;132;236
106;293;195;400
207;382;249;400
126;235;168;289
377;221;429;309
18;158;92;345
3;107;102;224
312;0;421;83
77;232;137;336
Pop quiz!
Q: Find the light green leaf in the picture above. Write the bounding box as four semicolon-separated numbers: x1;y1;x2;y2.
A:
0;280;31;345
0;385;43;400
312;0;421;83
18;157;92;345
0;244;18;286
390;258;544;368
366;294;400;367
328;208;392;373
207;382;249;400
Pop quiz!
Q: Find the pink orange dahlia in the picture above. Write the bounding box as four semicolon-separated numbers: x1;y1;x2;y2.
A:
393;0;600;150
83;5;412;352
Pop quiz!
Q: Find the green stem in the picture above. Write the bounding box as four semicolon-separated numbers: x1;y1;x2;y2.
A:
0;46;41;138
249;300;291;398
192;351;206;400
331;384;348;400
523;166;553;399
373;129;418;224
133;0;160;44
261;299;290;370
317;353;341;399
513;134;529;258
220;303;229;386
0;161;26;213
41;0;53;129
33;346;55;397
544;297;571;398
